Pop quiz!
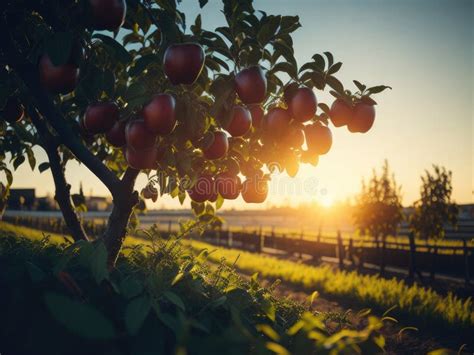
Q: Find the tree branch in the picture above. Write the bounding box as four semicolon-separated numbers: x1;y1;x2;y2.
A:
29;109;89;242
0;21;122;197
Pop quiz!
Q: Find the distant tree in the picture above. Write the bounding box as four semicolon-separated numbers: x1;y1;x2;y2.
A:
354;160;403;273
354;160;403;240
410;165;458;240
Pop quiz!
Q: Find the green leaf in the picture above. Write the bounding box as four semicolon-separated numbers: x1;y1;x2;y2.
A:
258;15;281;45
271;62;297;79
191;201;205;216
266;342;290;355
216;194;224;210
261;297;276;322
367;85;392;94
120;276;144;299
327;62;342;75
257;324;280;341
44;292;116;340
26;147;36;170
93;34;132;64
312;54;325;71
326;75;344;95
38;162;50;173
171;271;184;286
323;51;334;68
353;80;366;92
162;290;185;311
299;62;321;74
318;103;330;115
128;54;159;77
125;295;151;335
46;32;73;66
178;190;186;205
12;154;25;170
89;242;108;283
279;15;301;34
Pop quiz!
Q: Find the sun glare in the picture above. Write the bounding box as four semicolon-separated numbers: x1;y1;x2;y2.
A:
320;195;334;208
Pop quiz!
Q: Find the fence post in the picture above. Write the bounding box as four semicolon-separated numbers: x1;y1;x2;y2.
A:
408;232;416;279
348;237;355;266
168;220;172;234
337;230;344;270
299;230;304;259
463;239;470;286
380;235;386;275
430;244;438;281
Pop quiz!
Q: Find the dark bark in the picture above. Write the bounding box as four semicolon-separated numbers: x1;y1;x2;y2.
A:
102;168;140;268
29;109;89;242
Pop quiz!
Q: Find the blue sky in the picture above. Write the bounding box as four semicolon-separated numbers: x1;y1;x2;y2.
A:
7;0;473;208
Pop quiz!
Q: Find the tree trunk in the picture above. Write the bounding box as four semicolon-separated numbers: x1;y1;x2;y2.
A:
102;168;140;268
29;109;88;242
46;146;89;242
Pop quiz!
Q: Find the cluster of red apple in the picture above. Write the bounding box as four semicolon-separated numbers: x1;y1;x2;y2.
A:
1;0;379;206
330;98;376;133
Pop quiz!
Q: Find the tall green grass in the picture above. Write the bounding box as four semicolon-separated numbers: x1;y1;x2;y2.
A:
188;240;474;329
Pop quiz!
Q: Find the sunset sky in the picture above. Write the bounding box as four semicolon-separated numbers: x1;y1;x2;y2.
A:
7;0;473;209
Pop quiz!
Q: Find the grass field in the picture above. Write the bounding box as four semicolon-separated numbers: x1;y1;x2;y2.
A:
0;221;392;354
186;240;474;329
2;221;471;331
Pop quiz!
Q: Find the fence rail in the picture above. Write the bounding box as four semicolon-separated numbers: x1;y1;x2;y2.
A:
198;229;473;286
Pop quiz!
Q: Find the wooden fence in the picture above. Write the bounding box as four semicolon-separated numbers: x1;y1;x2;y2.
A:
198;228;473;286
2;215;472;285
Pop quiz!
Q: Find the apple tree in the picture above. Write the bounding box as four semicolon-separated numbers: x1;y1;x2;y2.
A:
409;165;458;240
0;0;390;266
353;160;403;273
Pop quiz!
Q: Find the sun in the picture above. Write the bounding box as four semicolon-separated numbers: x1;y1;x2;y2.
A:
320;195;334;208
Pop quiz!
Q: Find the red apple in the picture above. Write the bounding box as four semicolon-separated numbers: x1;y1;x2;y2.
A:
215;172;241;200
330;98;352;127
235;66;267;104
83;102;119;134
304;122;332;155
125;119;156;151
89;0;126;31
288;87;317;122
188;175;214;203
241;178;268;203
264;107;291;138
163;43;205;85
283;126;305;148
348;102;375;133
1;98;24;123
39;53;79;94
248;104;264;129
105;120;127;147
203;131;228;160
283;82;300;104
125;146;160;170
143;94;176;135
226;106;252;137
